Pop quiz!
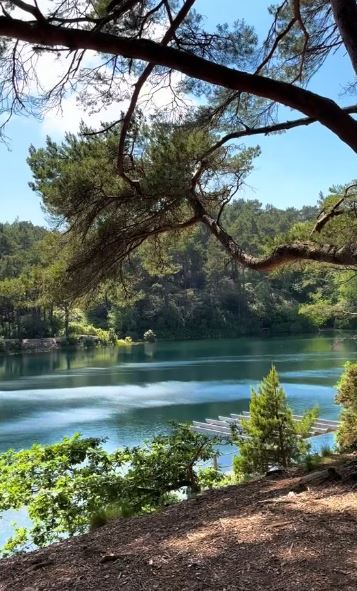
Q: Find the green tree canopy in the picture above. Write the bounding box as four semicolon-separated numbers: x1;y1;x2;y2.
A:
336;362;357;451
234;366;318;478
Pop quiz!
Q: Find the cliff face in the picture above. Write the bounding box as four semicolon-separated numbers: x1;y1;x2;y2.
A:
0;467;356;591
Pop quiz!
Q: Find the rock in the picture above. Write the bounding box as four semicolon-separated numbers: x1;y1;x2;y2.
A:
266;466;287;479
100;554;120;564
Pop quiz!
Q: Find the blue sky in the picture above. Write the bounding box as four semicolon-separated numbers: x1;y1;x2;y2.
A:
1;0;356;225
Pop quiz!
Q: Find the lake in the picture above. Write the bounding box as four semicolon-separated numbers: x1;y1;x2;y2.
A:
1;334;356;457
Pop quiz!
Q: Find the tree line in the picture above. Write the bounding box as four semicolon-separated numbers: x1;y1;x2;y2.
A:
1;199;356;343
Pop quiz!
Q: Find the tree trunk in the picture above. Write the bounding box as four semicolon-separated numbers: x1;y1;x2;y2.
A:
64;304;70;340
49;305;55;336
331;0;357;76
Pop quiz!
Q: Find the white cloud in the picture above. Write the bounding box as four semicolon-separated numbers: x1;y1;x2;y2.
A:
10;3;193;138
41;94;129;136
41;69;192;138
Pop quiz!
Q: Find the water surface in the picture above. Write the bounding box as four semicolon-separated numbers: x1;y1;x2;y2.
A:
1;335;355;454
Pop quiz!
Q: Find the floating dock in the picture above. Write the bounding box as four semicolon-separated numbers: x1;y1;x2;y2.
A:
192;411;340;440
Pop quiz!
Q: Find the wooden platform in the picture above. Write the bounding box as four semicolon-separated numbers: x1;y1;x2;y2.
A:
192;411;340;440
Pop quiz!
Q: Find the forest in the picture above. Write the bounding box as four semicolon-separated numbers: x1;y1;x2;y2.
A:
1;196;356;343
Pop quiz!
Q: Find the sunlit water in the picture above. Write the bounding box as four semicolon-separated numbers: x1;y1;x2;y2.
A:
0;335;356;546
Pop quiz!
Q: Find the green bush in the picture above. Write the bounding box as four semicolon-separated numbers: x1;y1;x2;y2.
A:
336;362;357;451
0;338;22;353
116;336;133;346
233;367;317;480
90;503;132;530
320;444;333;457
303;453;322;472
143;329;156;343
198;467;225;489
0;424;220;555
0;337;6;353
66;320;112;345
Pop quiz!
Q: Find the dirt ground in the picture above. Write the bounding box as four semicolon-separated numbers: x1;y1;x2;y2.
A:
0;465;356;591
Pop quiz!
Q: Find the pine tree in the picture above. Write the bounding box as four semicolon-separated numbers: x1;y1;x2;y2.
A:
336;362;357;451
234;366;316;479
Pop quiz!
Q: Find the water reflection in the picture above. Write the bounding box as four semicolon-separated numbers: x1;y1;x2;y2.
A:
0;335;356;454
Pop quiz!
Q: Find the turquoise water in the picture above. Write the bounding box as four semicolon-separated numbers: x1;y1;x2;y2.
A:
1;335;356;547
0;335;355;454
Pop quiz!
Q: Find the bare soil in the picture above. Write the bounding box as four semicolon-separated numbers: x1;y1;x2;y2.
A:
0;461;356;591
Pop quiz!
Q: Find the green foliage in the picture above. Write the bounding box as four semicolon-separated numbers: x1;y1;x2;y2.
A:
104;201;318;340
233;367;316;479
143;329;156;342
197;467;225;489
303;453;323;472
0;225;75;340
27;124;259;293
0;424;219;555
89;504;124;530
66;317;112;344
298;267;357;330
295;406;320;438
336;362;357;451
297;185;357;330
116;336;133;346
2;195;356;343
320;444;333;458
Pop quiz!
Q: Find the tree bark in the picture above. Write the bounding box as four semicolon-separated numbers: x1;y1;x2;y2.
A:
189;194;357;271
64;304;69;339
1;17;357;151
331;0;357;76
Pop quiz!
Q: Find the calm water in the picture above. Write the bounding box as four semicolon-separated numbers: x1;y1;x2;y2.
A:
1;335;356;455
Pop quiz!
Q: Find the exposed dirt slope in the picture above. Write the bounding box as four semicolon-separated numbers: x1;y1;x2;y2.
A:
0;465;356;591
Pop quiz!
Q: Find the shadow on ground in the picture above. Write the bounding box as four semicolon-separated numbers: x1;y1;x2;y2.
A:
0;474;356;591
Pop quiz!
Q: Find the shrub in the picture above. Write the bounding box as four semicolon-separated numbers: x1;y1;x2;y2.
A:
336;362;357;451
89;503;132;530
320;444;333;457
65;320;112;345
116;336;133;346
0;425;220;555
303;453;322;472
198;467;225;489
0;338;22;353
233;366;317;480
143;329;156;342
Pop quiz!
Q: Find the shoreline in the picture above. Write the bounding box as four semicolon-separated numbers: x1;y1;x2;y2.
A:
0;336;139;356
0;329;355;356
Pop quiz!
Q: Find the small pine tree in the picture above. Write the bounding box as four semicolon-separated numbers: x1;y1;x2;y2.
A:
234;366;316;479
336;361;357;451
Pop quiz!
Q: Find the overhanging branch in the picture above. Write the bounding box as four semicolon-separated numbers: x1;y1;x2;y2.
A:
200;104;357;161
1;17;357;151
189;194;357;272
